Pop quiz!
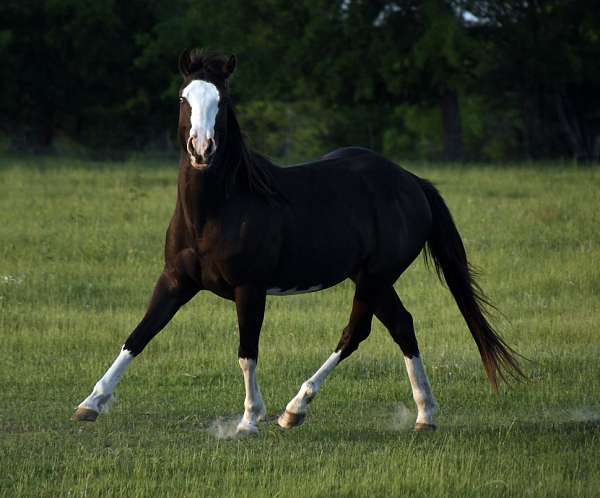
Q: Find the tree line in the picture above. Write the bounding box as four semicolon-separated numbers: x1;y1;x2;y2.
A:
1;0;599;162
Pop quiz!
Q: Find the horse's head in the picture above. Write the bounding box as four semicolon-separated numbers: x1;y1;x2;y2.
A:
178;49;236;170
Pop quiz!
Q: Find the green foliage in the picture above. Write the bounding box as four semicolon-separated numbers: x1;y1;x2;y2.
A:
1;157;599;496
383;105;444;160
382;94;523;161
237;100;330;162
1;1;599;161
460;96;522;162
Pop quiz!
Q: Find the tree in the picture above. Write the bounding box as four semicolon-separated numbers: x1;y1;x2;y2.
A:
459;0;600;160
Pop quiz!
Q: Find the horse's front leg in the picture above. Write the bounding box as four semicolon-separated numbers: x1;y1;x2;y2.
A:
234;285;267;435
72;270;199;421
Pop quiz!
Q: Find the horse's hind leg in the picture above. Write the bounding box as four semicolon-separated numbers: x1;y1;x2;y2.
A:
278;282;376;429
375;287;437;431
73;271;198;421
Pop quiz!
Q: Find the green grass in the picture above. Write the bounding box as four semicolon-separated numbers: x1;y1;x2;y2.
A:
1;155;599;497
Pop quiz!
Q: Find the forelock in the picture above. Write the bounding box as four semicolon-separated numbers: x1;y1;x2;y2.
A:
187;51;231;85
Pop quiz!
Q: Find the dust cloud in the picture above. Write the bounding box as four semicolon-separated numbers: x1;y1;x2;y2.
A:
207;415;244;439
389;402;414;431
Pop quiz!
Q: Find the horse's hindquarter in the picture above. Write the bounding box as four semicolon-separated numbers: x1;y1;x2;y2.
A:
269;154;432;289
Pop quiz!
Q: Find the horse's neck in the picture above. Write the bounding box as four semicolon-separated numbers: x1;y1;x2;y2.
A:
174;105;272;236
176;127;242;233
176;167;217;233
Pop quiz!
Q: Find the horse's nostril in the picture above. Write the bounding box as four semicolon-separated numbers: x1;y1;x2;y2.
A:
186;136;195;155
206;138;215;156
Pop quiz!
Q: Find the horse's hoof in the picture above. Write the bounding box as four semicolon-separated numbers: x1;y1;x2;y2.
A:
415;422;436;432
72;407;99;422
278;410;305;429
236;420;259;436
256;410;268;423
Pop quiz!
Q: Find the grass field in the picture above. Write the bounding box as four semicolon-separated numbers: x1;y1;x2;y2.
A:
1;155;599;497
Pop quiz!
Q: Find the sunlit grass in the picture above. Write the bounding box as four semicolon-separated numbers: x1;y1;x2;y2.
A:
1;156;599;497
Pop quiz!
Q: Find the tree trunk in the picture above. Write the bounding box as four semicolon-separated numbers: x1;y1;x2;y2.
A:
440;88;464;161
553;89;589;161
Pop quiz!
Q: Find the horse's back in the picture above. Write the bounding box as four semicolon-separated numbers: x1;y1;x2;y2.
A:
268;147;432;284
321;146;374;161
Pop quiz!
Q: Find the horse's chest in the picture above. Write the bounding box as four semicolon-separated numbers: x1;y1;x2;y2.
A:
195;226;278;293
195;240;241;289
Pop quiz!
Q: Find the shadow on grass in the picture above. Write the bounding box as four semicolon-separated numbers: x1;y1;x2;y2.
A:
274;417;600;445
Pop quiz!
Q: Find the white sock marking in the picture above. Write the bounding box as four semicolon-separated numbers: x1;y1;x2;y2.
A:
285;351;341;415
404;355;438;425
237;358;266;433
78;348;133;413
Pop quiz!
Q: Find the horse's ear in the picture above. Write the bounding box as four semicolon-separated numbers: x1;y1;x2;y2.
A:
179;48;194;76
223;54;236;78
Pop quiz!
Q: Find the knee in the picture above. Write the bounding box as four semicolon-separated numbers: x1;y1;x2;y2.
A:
338;322;372;360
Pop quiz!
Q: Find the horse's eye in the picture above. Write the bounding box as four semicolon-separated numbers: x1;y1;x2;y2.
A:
179;97;184;104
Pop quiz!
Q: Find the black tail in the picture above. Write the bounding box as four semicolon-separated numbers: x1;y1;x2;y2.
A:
418;177;524;390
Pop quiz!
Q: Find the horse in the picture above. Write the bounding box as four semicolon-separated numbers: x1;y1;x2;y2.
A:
73;50;523;433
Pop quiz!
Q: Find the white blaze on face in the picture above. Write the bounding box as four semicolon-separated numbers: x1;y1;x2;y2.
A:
181;80;220;160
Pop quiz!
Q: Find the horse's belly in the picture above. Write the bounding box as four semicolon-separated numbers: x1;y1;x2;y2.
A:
266;245;356;296
266;284;325;296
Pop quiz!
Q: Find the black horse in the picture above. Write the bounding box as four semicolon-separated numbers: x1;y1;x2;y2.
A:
74;50;522;433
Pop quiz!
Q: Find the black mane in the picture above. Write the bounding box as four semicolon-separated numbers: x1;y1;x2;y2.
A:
222;102;277;199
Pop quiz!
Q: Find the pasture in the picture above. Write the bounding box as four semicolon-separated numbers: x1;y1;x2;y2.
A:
0;155;599;497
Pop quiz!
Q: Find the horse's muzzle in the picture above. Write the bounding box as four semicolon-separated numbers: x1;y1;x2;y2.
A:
187;136;216;170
